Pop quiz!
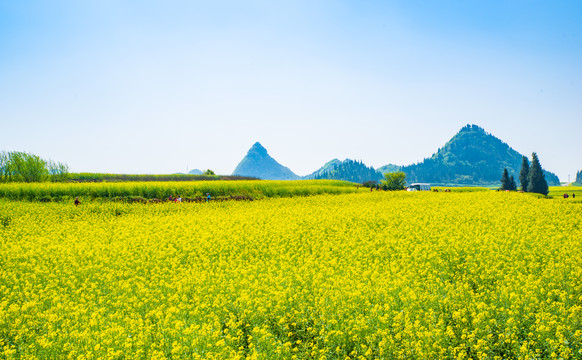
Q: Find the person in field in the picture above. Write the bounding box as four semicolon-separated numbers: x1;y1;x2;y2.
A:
74;197;81;206
206;193;211;202
175;195;182;203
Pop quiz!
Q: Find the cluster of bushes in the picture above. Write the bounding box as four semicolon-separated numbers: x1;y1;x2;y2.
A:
362;172;407;191
0;151;68;183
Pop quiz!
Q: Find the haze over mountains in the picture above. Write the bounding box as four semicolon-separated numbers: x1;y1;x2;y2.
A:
228;125;560;185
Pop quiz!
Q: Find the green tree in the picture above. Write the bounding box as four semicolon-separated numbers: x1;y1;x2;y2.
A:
527;153;548;195
8;152;48;182
203;169;216;176
381;171;406;191
0;151;68;183
508;175;517;191
0;152;10;182
48;160;70;182
500;168;510;190
519;156;529;192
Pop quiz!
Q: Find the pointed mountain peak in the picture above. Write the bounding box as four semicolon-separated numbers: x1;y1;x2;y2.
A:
248;142;268;155
233;142;300;180
402;124;560;185
458;124;486;134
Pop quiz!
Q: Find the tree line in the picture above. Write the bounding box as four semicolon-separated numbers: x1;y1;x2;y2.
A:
500;153;548;195
314;159;384;183
0;151;69;183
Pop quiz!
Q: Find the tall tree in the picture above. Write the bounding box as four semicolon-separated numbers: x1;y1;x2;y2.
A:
508;175;517;191
519;156;529;192
500;168;510;190
527;153;549;195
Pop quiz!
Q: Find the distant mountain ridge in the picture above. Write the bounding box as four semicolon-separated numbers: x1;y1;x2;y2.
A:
303;159;342;179
400;124;560;185
310;159;383;183
227;125;560;185
377;164;401;174
232;142;300;180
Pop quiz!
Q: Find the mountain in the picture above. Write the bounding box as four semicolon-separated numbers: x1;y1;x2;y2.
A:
188;169;203;175
232;142;301;180
303;159;342;179
402;124;560;185
377;164;401;174
312;159;384;183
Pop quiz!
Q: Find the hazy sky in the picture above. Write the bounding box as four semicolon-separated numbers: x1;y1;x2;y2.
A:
1;1;581;181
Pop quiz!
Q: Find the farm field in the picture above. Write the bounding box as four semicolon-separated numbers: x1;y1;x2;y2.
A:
548;186;582;200
0;180;361;203
1;191;581;359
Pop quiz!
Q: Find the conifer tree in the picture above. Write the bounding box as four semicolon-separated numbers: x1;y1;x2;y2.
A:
527;153;548;195
509;175;517;191
519;156;529;192
500;168;510;190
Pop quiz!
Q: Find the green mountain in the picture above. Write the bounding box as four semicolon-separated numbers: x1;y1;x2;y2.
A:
402;124;560;185
312;159;384;183
232;142;300;180
188;169;203;175
303;159;342;179
576;170;582;185
377;164;401;174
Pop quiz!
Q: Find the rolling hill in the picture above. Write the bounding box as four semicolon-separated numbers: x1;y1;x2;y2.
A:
399;124;560;185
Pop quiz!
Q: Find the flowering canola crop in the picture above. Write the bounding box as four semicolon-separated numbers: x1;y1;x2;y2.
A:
1;191;581;359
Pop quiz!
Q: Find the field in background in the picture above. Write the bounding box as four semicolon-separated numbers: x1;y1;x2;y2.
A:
65;173;257;182
548;186;582;199
0;180;361;202
1;191;581;359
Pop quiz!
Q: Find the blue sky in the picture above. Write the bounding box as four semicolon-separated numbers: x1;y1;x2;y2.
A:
1;1;581;181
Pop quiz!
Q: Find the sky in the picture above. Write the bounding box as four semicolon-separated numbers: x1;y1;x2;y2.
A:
1;1;581;181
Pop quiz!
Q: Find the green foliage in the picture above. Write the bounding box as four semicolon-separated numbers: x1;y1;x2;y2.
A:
508;175;517;191
1;151;49;182
314;159;383;183
401;124;560;186
48;160;69;182
0;180;363;202
304;159;342;179
1;151;70;183
500;169;517;191
500;168;510;190
362;180;378;188
527;153;549;196
381;171;406;191
519;156;530;192
203;169;216;176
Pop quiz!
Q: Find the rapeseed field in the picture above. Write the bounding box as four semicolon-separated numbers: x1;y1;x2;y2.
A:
1;191;581;359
